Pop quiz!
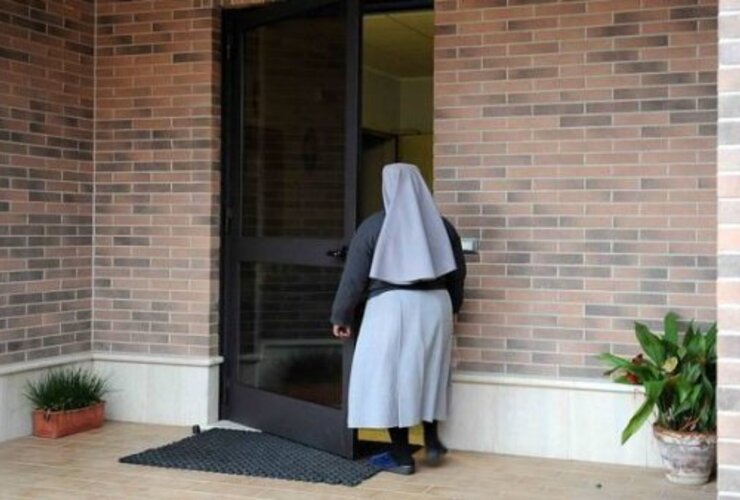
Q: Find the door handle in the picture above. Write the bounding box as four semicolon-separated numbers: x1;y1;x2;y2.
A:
326;246;348;260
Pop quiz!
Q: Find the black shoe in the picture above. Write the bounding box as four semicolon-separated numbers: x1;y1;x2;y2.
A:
425;444;448;466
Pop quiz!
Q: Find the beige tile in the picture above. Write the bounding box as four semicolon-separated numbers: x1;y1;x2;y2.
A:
0;423;716;500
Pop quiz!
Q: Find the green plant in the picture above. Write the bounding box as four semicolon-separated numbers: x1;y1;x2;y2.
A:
600;312;717;444
25;367;109;412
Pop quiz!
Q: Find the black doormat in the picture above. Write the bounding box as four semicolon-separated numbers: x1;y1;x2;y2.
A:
119;429;381;486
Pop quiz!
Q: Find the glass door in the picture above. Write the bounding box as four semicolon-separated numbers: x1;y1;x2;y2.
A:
221;0;360;457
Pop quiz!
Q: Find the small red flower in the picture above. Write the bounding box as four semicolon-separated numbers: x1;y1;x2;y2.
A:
625;373;639;385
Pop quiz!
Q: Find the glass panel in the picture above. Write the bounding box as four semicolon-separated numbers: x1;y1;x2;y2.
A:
239;262;343;408
241;3;347;238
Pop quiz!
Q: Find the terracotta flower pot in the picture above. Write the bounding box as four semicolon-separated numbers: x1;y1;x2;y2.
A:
32;402;105;439
653;424;716;485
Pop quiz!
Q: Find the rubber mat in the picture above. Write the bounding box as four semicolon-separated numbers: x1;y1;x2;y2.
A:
119;428;380;486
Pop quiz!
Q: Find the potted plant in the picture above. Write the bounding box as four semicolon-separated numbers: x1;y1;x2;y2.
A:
25;367;109;438
600;312;716;485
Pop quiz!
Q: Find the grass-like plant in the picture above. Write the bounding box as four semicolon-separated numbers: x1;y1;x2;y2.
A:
600;312;716;444
25;367;109;413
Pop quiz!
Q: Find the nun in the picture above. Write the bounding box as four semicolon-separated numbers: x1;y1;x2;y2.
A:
330;163;466;475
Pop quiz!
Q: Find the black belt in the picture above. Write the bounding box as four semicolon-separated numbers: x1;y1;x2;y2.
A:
370;281;446;296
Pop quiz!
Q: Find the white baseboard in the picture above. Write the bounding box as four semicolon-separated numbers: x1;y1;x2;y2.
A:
442;372;663;468
0;356;663;469
0;352;223;442
92;354;222;426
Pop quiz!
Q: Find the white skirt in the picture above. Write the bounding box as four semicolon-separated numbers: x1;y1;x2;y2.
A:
347;289;453;429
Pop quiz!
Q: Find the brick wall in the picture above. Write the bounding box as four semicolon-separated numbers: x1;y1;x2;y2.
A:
0;0;94;365
435;0;718;377
717;0;740;495
94;0;221;356
0;0;723;380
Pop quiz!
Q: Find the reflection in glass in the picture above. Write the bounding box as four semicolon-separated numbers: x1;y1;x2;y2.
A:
241;3;346;238
239;262;344;408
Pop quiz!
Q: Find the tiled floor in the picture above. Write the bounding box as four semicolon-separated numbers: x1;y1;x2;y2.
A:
0;422;716;499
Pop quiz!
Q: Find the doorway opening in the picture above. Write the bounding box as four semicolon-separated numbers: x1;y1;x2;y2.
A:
357;6;434;446
220;0;433;458
359;8;434;221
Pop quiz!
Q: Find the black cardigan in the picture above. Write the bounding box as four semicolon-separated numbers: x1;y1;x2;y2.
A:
330;211;466;326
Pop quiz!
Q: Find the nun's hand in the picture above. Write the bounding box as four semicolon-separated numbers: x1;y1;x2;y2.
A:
332;325;352;338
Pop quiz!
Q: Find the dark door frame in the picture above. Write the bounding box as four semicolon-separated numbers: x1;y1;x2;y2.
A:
220;0;361;458
218;0;433;458
364;0;432;13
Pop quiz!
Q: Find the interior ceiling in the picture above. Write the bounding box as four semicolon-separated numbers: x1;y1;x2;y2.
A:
363;10;433;79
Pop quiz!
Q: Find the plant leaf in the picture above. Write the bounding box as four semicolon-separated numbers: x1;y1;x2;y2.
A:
663;312;679;346
598;352;632;369
598;353;656;382
609;315;717;436
614;375;634;385
621;380;666;444
622;397;657;445
675;377;692;404
24;367;109;411
635;322;666;366
706;323;717;359
682;321;695;349
689;384;702;407
686;328;704;358
644;379;667;401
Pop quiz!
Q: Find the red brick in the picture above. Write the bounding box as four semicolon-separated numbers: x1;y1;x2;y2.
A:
436;0;717;380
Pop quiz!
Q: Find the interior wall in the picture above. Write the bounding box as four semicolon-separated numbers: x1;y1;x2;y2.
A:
400;134;434;187
362;11;434;215
362;68;401;133
400;77;434;133
399;77;434;185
